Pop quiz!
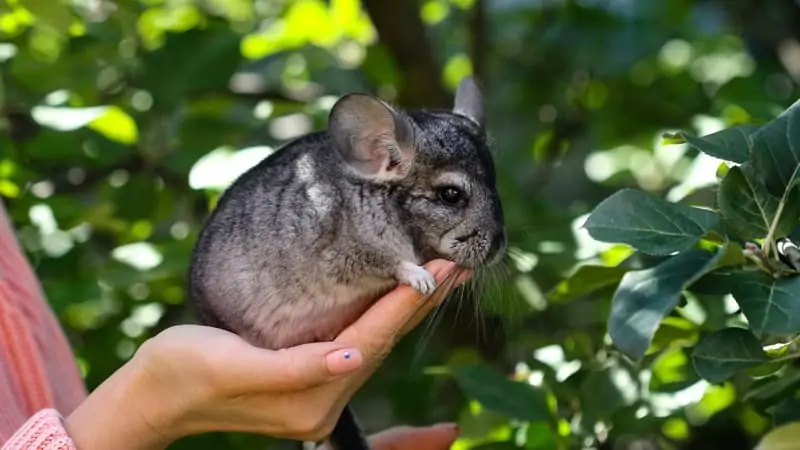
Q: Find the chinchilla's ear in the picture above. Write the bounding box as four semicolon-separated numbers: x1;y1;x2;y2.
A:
328;93;416;182
453;76;484;128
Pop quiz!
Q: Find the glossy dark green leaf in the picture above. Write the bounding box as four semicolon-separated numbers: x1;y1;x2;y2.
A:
746;369;800;402
751;100;800;198
584;189;719;256
717;163;799;240
690;270;739;296
731;272;800;337
768;398;800;427
547;265;629;302
681;125;759;164
451;365;551;422
608;248;723;359
691;327;769;383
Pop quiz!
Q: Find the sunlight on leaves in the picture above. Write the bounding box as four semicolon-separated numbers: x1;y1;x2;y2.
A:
111;242;163;271
188;146;275;191
18;0;72;33
691;382;736;421
87;106;139;145
421;0;450;25
444;53;473;90
137;5;204;50
241;0;374;60
31;105;107;130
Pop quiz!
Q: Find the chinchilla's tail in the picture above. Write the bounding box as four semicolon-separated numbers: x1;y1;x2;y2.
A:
326;404;370;450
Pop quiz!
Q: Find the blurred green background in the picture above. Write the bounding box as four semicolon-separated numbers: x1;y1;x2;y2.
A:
1;0;799;448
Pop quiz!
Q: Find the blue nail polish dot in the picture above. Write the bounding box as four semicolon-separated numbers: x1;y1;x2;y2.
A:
343;351;351;359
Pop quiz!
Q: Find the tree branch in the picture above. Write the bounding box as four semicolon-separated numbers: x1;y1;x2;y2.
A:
468;0;487;83
362;0;450;108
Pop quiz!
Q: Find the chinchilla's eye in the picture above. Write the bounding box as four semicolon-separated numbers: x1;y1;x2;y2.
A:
438;186;463;204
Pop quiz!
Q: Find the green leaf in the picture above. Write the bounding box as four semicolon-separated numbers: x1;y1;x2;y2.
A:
768;398;800;427
751;100;800;198
19;0;74;33
524;421;559;450
138;24;243;109
451;365;551;422
651;316;699;352
756;421;800;450
608;248;723;360
584;189;719;256
690;270;739;296
87;106;139;145
731;272;800;337
649;346;701;393
681;125;759;164
747;359;788;379
579;365;636;421
691;327;769;383
746;368;800;402
717;163;798;240
547;265;629;302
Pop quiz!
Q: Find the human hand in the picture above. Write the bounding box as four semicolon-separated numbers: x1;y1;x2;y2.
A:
65;259;470;450
318;424;460;450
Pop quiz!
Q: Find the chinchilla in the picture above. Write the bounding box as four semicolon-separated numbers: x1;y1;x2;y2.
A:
187;76;507;450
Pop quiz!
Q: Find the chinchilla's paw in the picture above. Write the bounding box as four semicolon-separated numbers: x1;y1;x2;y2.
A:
397;262;437;295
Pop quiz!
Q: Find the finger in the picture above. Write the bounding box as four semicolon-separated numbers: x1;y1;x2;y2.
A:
367;424;460;450
224;341;365;393
334;260;458;363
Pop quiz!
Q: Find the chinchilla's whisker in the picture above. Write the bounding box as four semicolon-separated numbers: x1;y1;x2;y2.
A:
475;269;490;346
468;261;514;350
410;267;462;367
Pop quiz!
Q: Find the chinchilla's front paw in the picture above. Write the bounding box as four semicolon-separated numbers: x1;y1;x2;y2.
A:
397;262;437;295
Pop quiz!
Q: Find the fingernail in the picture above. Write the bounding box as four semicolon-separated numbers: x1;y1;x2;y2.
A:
325;348;363;375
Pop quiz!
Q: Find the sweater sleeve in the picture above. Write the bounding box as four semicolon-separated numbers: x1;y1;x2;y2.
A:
0;409;76;450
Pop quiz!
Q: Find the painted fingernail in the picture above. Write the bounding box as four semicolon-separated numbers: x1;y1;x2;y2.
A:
326;348;363;375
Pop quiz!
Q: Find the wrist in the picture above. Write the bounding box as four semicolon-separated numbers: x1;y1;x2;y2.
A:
65;350;186;450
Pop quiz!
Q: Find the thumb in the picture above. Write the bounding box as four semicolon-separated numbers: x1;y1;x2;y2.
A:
226;342;365;392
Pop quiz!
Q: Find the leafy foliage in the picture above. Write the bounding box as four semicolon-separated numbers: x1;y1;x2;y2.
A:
6;0;800;449
584;98;800;448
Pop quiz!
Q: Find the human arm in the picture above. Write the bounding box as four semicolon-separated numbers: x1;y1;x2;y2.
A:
2;411;459;450
59;259;468;449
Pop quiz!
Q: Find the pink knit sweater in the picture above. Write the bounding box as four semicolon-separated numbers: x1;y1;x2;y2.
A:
0;199;86;449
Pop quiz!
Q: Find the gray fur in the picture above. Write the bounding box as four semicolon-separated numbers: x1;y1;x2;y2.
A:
188;76;506;352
